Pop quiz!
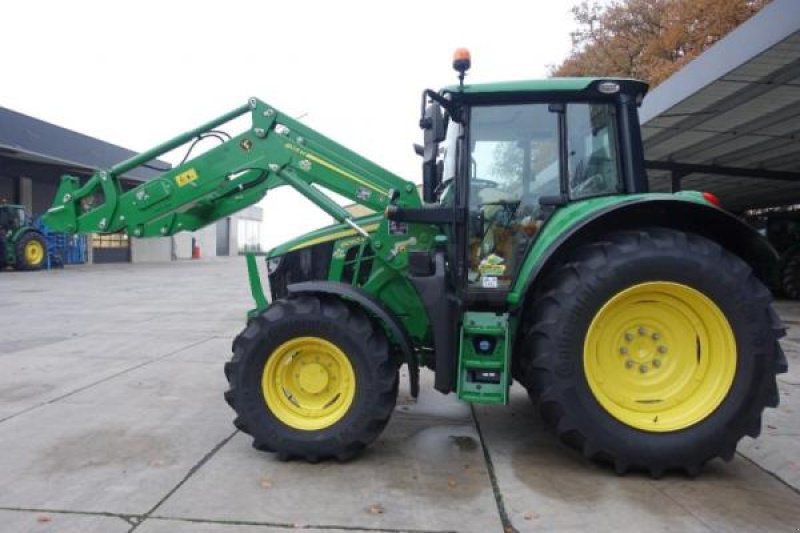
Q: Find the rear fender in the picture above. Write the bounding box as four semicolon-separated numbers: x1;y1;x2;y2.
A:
511;197;778;308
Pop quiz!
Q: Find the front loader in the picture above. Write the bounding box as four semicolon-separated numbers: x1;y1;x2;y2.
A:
44;51;787;476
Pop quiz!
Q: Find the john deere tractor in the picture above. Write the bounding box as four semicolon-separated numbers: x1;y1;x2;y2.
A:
0;203;46;270
43;51;787;476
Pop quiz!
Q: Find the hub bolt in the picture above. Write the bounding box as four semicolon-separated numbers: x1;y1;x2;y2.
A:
652;333;661;340
657;345;668;354
639;364;649;373
653;359;662;368
620;347;628;355
625;360;635;369
638;327;647;335
625;333;634;342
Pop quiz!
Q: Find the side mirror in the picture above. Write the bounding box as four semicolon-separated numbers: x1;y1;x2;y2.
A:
422;160;443;203
421;102;446;150
420;101;446;203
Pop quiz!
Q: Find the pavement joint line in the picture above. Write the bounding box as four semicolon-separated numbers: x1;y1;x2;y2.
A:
647;480;718;532
470;404;517;533
0;506;138;526
148;514;458;532
129;429;240;532
0;336;215;425
736;450;800;496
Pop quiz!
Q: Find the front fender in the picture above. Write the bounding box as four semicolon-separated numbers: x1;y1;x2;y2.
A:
287;281;419;397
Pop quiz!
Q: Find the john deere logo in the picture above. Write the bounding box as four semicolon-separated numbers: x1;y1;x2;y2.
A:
240;139;253;152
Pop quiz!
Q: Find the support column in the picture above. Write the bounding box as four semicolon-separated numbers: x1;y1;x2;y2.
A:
19;176;33;212
670;171;687;193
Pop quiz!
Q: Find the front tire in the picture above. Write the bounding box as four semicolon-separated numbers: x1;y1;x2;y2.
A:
225;294;398;462
517;228;786;476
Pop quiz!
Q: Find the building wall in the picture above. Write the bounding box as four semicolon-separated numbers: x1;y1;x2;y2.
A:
173;225;217;260
130;237;172;262
0;175;14;203
32;180;57;216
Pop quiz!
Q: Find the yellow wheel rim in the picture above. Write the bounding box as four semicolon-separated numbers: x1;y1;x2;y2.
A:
583;282;736;432
262;337;356;431
24;240;44;265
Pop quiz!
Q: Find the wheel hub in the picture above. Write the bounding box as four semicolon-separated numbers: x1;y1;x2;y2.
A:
298;363;330;394
620;326;668;374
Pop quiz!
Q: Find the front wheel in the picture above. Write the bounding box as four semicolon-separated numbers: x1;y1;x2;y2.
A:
224;294;398;462
517;228;786;476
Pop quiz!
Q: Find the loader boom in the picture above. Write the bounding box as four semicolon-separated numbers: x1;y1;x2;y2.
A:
43;98;421;243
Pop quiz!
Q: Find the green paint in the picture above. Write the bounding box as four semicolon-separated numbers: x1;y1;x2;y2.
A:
444;77;596;94
42;98;420;242
507;191;710;305
457;311;510;404
245;254;268;317
267;214;383;258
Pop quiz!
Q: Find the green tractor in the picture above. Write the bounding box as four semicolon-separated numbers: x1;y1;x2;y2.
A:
44;51;786;476
0;203;47;270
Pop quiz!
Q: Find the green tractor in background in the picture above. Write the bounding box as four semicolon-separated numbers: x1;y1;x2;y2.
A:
762;212;800;299
0;203;46;270
44;50;787;476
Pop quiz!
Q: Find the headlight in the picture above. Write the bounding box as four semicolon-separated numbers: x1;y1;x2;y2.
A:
266;256;282;275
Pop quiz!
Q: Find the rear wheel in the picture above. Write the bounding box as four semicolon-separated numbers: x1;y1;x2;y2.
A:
225;294;398;461
781;248;800;299
517;228;786;476
15;232;46;270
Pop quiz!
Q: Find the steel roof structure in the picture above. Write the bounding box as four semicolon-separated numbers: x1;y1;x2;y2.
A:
641;0;800;212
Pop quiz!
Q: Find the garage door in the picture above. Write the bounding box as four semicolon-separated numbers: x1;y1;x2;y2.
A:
92;232;131;263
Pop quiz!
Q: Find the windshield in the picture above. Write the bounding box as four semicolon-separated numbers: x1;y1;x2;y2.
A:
0;206;25;231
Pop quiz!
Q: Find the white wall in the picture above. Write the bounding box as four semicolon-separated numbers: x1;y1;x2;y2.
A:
130;237;172;262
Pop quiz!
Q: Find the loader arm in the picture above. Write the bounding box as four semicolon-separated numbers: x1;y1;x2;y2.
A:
43;98;421;243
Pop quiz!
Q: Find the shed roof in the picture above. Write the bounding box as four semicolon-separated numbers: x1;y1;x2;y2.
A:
641;0;800;212
0;106;170;181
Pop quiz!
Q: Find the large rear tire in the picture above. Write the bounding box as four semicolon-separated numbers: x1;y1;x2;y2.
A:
517;228;787;476
225;294;398;462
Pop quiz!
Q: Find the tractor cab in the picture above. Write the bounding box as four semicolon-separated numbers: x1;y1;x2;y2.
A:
0;203;28;232
419;54;648;301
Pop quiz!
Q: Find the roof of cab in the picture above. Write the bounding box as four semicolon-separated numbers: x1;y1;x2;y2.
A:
443;77;647;95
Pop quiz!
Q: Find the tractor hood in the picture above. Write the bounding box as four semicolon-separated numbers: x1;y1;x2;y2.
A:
266;213;382;259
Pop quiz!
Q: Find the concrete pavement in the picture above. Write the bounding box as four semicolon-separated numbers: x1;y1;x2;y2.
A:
0;258;798;532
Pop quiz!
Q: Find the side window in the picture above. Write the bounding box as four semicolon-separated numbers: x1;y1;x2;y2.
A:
567;104;622;199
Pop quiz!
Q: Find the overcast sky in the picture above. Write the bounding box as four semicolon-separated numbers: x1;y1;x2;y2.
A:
1;0;583;248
